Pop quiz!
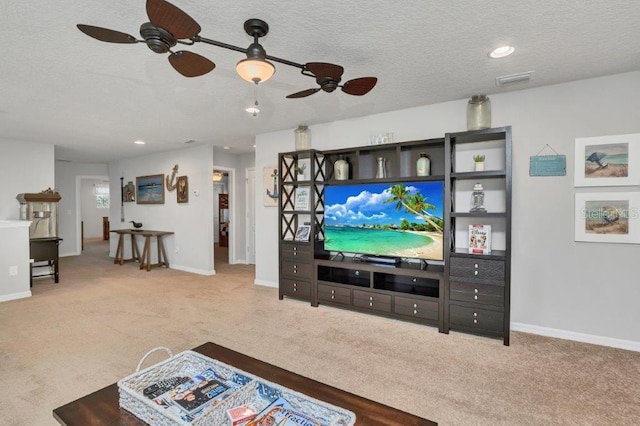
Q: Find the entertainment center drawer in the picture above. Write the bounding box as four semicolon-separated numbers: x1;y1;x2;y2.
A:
280;243;311;259
449;257;504;283
449;304;503;333
280;278;311;298
352;290;392;313
450;281;504;306
280;260;312;278
394;296;438;320
317;284;351;305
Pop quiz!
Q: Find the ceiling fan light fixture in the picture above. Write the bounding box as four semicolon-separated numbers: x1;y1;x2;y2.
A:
236;57;275;84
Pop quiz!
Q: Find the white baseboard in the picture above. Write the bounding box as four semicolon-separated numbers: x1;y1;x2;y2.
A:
170;264;215;276
512;322;640;352
0;291;32;302
254;279;277;288
59;251;80;257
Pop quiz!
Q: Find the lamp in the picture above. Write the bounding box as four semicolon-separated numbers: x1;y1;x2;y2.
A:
236;19;275;84
212;171;223;182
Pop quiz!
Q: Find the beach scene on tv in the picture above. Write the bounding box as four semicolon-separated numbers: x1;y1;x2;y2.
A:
324;182;444;261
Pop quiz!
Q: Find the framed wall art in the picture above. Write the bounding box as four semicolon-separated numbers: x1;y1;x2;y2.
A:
136;174;165;204
574;192;640;244
264;166;279;207
177;176;188;203
574;133;640;187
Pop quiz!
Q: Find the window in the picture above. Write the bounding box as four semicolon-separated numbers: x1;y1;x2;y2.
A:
94;183;110;208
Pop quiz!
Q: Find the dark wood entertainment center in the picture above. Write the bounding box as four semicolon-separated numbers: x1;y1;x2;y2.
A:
278;127;512;345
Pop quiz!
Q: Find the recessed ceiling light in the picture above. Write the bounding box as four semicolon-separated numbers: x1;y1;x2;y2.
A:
223;146;230;150
134;140;146;145
489;46;515;59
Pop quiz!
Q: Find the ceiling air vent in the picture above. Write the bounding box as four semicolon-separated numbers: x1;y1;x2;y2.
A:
495;71;534;87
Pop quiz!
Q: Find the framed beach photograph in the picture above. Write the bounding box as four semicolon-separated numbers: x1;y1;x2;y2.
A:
136;174;165;204
575;192;640;244
177;176;188;203
574;133;640;187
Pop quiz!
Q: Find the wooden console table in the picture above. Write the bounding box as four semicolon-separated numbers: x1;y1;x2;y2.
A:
53;342;436;425
111;229;174;271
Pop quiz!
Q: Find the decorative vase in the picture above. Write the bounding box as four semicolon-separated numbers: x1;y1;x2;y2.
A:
466;95;491;130
417;153;431;176
376;157;387;179
294;125;310;150
334;156;349;180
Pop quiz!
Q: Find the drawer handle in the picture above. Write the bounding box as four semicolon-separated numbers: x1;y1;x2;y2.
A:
412;278;417;283
293;288;297;292
293;283;297;287
473;319;478;324
369;302;373;307
474;288;478;293
369;296;373;301
355;271;360;276
331;295;335;299
331;290;335;294
473;312;478;317
413;303;418;308
293;252;297;256
474;263;478;268
474;295;478;300
474;271;478;276
413;309;418;315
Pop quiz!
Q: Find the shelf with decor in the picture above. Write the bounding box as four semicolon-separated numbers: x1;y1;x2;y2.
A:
277;128;511;345
444;126;512;345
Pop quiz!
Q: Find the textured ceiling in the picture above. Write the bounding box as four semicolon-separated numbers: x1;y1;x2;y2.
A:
1;0;639;163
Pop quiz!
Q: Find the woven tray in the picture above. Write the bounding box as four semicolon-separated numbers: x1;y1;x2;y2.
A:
118;348;356;425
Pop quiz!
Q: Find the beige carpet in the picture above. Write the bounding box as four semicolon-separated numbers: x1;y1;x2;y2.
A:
0;240;639;425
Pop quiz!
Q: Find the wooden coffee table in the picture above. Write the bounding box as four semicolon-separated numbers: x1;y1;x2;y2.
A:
53;342;436;425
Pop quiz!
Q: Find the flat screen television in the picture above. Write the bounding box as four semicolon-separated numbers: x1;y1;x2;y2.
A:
324;181;444;262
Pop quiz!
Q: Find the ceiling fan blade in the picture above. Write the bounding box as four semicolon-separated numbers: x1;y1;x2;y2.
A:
305;62;344;79
146;0;201;39
286;88;321;99
342;77;378;96
77;24;138;44
169;51;215;77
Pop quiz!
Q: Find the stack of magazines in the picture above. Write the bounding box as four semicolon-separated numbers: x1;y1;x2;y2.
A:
142;368;252;423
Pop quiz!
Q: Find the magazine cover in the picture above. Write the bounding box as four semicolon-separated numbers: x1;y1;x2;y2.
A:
468;224;491;254
150;368;244;418
247;406;322;426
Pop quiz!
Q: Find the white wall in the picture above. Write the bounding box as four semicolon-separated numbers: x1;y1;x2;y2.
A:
109;145;214;275
0;221;31;301
0;140;55;220
55;162;109;256
255;71;640;348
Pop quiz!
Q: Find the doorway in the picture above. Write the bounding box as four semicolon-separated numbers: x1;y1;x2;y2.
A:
212;167;234;265
75;175;109;256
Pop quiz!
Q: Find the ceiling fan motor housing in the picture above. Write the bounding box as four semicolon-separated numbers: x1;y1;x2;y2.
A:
140;22;177;53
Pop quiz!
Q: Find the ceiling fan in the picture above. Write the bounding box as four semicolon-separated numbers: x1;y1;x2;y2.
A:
76;0;377;97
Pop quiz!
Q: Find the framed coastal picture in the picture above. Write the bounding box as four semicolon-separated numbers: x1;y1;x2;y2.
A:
263;166;279;207
294;187;310;211
136;174;165;204
177;176;188;203
574;133;640;187
574;192;640;244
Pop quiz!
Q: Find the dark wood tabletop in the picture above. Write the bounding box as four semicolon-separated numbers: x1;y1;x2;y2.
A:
53;342;436;425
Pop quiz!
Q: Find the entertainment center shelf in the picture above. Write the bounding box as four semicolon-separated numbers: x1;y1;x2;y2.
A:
278;127;512;345
315;258;444;329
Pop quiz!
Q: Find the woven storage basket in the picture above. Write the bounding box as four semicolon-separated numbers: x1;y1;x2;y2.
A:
118;348;356;425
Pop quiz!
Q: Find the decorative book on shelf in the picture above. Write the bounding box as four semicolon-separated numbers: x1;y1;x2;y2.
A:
468;224;491;254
